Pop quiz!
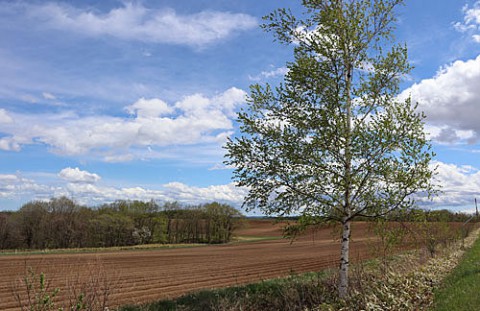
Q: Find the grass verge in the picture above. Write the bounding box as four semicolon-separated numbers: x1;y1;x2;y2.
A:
0;243;207;257
433;235;480;311
0;236;280;257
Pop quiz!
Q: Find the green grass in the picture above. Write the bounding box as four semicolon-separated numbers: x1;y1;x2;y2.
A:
0;236;281;257
0;243;207;257
434;236;480;311
232;235;282;242
0;235;282;257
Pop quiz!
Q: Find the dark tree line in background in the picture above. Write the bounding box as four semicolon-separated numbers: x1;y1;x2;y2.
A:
357;208;476;223
0;197;243;250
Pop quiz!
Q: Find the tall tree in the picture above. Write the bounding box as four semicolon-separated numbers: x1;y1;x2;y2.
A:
225;0;435;298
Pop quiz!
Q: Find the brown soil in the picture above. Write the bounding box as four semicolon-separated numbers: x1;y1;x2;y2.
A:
0;221;446;310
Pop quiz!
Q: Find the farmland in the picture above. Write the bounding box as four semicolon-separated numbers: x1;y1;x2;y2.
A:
0;220;463;310
0;220;377;310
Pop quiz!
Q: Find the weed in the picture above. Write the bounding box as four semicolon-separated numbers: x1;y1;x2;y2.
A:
12;267;60;311
11;259;118;311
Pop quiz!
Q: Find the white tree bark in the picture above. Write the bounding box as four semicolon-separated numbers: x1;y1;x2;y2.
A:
338;219;351;298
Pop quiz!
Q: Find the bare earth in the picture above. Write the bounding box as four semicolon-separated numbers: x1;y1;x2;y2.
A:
0;221;382;310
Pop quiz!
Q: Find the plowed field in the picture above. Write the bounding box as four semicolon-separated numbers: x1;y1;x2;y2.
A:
0;221;420;310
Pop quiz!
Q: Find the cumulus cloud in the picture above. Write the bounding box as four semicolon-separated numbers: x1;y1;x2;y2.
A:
426;161;480;207
400;55;480;144
453;1;480;42
30;177;245;207
0;168;247;208
58;181;246;207
0;174;51;199
0;137;22;152
0;87;246;161
126;98;173;118
4;160;480;210
163;182;247;204
21;2;257;47
58;167;101;184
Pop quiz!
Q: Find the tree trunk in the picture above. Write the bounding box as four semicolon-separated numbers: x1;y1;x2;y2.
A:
338;219;351;299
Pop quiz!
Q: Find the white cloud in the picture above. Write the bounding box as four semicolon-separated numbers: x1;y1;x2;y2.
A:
453;1;480;43
0;168;248;208
0;174;51;199
208;163;235;171
59;181;246;206
23;2;257;47
426;161;480;207
103;154;135;163
58;167;101;184
464;3;480;25
0;88;247;161
126;98;173;118
63;181;246;207
248;66;289;82
0;109;13;124
400;55;480;144
163;182;246;204
4;160;480;211
42;92;56;100
0;137;22;152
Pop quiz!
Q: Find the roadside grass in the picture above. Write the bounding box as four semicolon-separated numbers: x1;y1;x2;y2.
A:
117;253;426;311
119;270;336;311
433;234;480;311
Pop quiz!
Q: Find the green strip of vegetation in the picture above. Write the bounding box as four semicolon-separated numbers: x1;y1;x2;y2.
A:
119;271;334;311
232;235;282;243
433;235;480;311
0;236;279;256
0;243;207;257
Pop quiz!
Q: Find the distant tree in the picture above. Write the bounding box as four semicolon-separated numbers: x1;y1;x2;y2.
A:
225;0;435;298
17;201;49;248
162;201;182;243
204;202;243;243
0;213;11;249
46;197;84;248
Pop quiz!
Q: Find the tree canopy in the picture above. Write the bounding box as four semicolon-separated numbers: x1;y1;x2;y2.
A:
225;0;435;297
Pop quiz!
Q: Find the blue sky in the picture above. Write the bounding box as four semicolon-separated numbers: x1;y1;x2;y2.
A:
0;0;480;213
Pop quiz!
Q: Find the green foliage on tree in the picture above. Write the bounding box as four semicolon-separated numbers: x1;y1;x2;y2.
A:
0;198;243;250
225;0;436;297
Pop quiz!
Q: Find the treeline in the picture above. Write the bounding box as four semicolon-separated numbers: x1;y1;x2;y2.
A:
385;208;477;223
0;197;243;250
282;208;477;223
